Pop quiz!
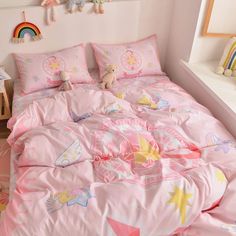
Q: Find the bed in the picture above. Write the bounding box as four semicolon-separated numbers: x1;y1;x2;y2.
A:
1;66;236;235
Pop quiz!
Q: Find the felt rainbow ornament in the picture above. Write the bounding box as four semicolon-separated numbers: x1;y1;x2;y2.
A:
216;37;236;77
12;12;43;44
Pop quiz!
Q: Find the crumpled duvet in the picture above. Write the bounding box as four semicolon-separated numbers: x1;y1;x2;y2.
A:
1;75;236;236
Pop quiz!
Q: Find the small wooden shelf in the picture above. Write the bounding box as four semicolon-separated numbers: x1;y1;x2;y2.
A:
0;80;11;121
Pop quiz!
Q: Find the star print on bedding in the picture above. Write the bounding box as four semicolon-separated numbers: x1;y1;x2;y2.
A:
55;139;82;167
14;44;92;94
2;75;236;236
206;133;236;153
46;187;93;213
92;35;164;80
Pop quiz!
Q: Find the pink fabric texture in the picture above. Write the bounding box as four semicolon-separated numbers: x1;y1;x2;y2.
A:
92;35;164;80
14;44;93;94
1;75;236;235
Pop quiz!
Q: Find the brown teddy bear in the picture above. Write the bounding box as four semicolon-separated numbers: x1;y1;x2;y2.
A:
100;64;117;89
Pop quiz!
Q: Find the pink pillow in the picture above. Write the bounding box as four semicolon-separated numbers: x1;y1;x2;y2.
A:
14;44;93;94
92;35;164;80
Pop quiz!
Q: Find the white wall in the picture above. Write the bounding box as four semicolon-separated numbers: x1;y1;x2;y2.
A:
0;0;41;8
139;0;173;70
0;0;173;80
165;0;202;84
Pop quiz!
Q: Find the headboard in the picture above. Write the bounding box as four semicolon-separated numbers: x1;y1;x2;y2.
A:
0;0;173;80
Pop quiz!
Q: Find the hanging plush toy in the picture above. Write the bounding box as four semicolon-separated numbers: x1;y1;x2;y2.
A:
41;0;60;25
92;0;112;14
67;0;86;13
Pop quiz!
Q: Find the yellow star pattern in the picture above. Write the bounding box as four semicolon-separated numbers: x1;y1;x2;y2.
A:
56;191;74;204
134;136;160;164
127;55;137;65
150;103;158;110
50;62;60;70
0;203;6;212
138;96;158;110
116;92;125;99
168;186;192;224
138;96;152;106
216;170;227;183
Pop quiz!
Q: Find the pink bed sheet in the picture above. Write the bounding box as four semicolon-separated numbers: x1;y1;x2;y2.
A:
1;75;236;236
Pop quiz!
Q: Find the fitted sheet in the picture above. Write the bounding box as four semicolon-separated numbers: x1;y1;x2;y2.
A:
2;74;236;236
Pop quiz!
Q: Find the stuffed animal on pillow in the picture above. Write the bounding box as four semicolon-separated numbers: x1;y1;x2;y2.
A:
100;64;117;89
92;0;112;14
67;0;86;13
58;71;73;91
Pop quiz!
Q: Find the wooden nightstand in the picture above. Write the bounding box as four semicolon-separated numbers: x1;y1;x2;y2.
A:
0;80;11;121
0;120;10;139
0;80;11;139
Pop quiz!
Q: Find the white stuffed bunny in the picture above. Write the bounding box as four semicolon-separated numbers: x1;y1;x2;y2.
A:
58;71;73;91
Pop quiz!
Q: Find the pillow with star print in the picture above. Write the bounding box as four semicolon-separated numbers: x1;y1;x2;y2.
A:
92;35;164;81
14;44;93;94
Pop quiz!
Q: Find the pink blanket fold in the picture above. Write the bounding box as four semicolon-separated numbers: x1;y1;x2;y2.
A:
1;75;236;236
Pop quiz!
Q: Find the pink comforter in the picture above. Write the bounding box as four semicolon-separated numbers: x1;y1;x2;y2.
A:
1;76;236;236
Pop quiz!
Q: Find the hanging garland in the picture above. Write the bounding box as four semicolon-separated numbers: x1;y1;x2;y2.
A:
64;0;112;14
11;0;113;44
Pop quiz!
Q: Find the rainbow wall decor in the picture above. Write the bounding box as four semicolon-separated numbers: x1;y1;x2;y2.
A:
12;21;43;44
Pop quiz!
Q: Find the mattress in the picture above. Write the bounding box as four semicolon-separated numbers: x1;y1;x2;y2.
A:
2;74;236;236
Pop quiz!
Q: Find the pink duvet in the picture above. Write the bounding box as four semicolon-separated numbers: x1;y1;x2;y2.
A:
1;76;236;236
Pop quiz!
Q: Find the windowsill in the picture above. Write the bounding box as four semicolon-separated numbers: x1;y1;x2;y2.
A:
181;60;236;114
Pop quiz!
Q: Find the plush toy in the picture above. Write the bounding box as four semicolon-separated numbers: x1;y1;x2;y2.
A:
100;64;117;89
58;71;73;91
67;0;86;13
92;0;112;14
41;0;60;25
